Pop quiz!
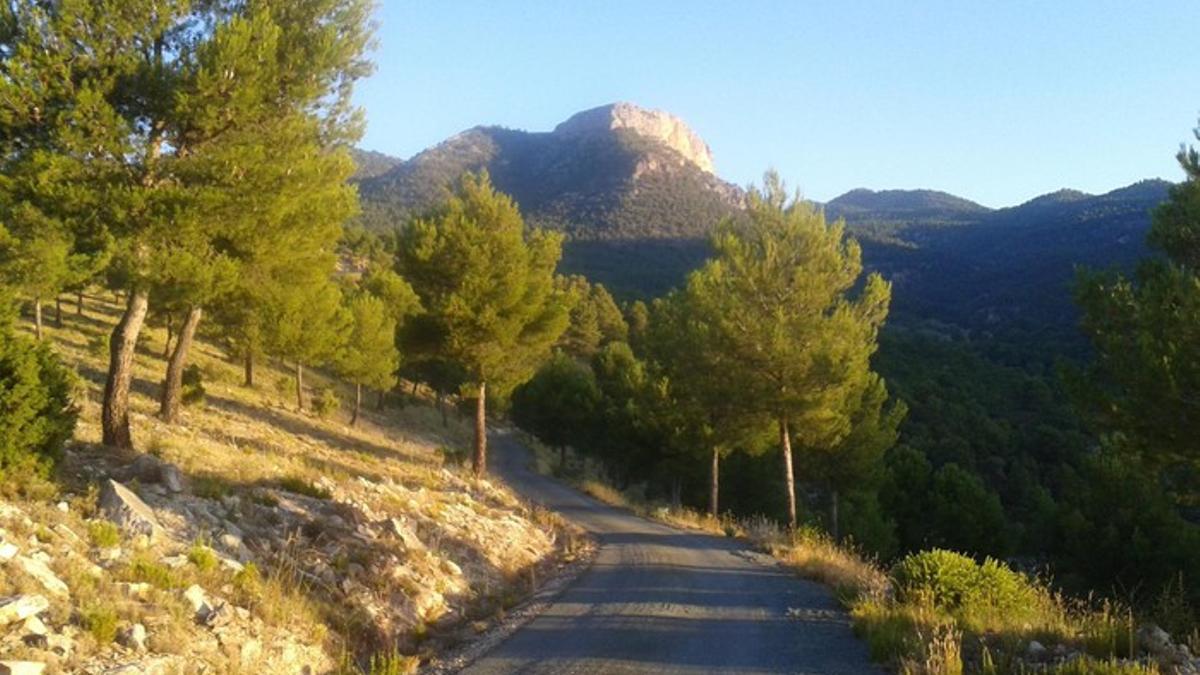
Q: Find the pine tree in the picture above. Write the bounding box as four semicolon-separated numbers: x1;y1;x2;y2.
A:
647;290;770;517
1075;119;1200;493
267;278;350;412
511;353;601;469
397;172;570;476
557;276;628;359
0;1;372;448
338;292;401;425
684;172;891;527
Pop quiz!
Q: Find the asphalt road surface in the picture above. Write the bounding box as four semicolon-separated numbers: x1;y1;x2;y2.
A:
458;430;881;675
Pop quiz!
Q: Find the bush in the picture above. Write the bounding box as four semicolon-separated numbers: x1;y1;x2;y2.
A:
893;549;983;610
187;543;218;572
0;318;77;478
88;521;121;548
181;363;205;406
311;387;339;419
892;549;1039;620
80;604;119;644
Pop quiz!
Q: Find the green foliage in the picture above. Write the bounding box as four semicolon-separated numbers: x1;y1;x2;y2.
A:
891;550;1038;620
557;276;628;359
80;604;119;645
337;293;400;391
396;171;570;394
188;544;219;573
311;387;341;420
511;354;601;451
88;521;121;549
0;313;77;478
181;364;206;406
126;556;182;591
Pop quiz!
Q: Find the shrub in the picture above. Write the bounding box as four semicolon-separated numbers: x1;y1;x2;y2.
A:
80;604;119;644
311;386;340;419
88;521;121;548
125;555;181;590
187;543;218;573
0;318;77;478
181;363;205;406
277;476;331;499
893;549;983;610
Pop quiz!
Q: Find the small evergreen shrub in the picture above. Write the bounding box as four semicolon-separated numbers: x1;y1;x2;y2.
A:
187;543;218;572
893;549;983;610
0;318;78;479
892;549;1040;624
311;387;340;419
80;604;119;644
88;521;121;548
181;363;205;406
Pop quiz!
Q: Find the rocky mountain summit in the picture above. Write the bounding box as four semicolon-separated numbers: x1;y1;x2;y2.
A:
552;103;716;174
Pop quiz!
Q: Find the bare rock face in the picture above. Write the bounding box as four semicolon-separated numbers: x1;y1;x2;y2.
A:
99;480;162;541
554;102;716;174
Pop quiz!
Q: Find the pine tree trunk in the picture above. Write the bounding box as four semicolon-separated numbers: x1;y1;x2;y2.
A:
162;315;174;358
32;299;43;340
54;297;62;326
559;445;567;471
830;488;840;542
351;383;362;427
376;388;386;411
102;290;150;449
472;381;487;477
437;392;447;428
76;291;84;316
295;362;305;411
159;306;201;424
780;416;798;529
671;478;682;509
243;351;254;387
411;380;419;397
710;446;720;518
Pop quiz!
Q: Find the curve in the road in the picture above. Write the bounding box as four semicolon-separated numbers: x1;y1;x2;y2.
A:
460;431;882;675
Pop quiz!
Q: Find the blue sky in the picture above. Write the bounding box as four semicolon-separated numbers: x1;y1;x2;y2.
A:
353;1;1198;208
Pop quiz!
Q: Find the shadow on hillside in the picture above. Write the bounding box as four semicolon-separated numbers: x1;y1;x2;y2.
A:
205;392;426;466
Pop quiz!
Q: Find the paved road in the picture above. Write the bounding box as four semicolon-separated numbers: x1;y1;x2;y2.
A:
459;431;880;675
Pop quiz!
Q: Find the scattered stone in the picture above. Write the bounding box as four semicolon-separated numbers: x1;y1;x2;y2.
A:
0;541;17;562
239;637;262;665
22;613;47;636
116;582;152;600
55;501;68;513
119;623;147;651
161;465;185;493
160;554;188;568
14;556;69;597
389;518;424;551
0;662;46;675
0;595;49;626
183;585;214;622
52;523;81;543
1026;640;1047;661
99;480;162;541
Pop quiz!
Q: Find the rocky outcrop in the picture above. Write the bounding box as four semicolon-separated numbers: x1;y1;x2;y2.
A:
554;102;716;174
99;479;163;541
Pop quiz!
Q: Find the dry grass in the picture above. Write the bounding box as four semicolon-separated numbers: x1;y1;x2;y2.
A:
3;292;573;672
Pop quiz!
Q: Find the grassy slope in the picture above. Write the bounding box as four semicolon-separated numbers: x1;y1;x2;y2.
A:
1;292;583;674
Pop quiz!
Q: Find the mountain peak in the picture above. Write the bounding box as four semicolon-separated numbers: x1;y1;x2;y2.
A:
553;102;715;174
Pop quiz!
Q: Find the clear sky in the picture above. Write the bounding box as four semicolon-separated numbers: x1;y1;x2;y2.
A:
353;1;1198;208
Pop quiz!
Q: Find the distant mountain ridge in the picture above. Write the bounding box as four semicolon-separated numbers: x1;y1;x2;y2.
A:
357;103;740;243
353;103;1173;340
